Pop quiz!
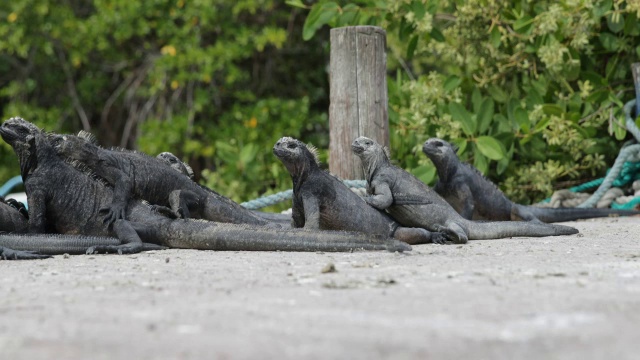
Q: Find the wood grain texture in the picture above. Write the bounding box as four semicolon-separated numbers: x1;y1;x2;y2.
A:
329;26;389;180
632;63;640;118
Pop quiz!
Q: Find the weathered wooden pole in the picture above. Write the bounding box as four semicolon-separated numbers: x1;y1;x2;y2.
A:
632;63;640;118
329;26;389;180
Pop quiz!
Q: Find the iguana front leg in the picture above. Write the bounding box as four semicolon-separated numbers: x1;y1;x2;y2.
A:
97;162;133;226
26;188;47;234
455;184;475;220
301;195;321;230
364;181;393;210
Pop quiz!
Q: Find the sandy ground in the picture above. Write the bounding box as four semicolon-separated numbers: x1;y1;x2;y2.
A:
1;217;639;360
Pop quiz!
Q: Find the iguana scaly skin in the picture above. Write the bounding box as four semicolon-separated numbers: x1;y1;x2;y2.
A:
156;151;292;227
351;137;579;244
422;138;640;222
1;118;409;254
51;132;273;227
273;137;447;245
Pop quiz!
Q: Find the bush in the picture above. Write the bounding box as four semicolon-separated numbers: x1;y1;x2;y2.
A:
297;0;640;203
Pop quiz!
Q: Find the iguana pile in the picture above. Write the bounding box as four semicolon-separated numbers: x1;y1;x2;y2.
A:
422;138;640;222
0;117;409;254
351;137;579;244
273;137;448;244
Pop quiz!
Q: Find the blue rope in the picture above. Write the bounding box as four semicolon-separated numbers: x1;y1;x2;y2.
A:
0;175;23;197
240;179;367;210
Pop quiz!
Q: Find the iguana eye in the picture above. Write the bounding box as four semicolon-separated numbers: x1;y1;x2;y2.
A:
287;143;297;149
434;141;443;147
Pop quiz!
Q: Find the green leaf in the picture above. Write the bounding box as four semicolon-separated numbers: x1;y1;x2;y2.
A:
302;2;339;41
430;28;445;42
285;0;307;9
599;32;619;51
471;88;482;113
337;4;360;26
490;26;501;48
514;108;530;133
475;136;505;160
473;150;488;174
541;104;563;116
477;98;495;134
487;85;508;103
411;164;436;184
496;144;513;175
614;122;627;140
411;0;427;20
443;75;462;92
513;15;533;34
450;138;468;154
448;102;476;135
406;35;418;60
606;14;624;33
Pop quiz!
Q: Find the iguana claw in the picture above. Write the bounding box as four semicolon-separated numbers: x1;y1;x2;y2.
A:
1;247;51;260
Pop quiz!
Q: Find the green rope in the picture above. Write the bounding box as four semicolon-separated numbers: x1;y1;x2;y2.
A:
241;179;367;210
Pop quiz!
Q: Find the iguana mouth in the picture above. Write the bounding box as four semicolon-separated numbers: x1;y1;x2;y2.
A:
350;143;364;154
0;117;40;145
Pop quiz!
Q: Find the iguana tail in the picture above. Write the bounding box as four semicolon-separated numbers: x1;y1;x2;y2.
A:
0;233;165;256
525;205;640;223
462;220;578;240
158;220;412;252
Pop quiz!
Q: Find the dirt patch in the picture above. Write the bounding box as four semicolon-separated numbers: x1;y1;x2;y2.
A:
1;217;639;359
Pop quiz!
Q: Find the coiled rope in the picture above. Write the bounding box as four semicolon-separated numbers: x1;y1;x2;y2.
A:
576;100;640;208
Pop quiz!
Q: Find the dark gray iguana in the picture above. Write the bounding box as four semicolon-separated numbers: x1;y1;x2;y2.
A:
422;138;640;222
351;136;579;244
51;132;274;227
0;117;409;254
156;151;292;227
273;137;448;245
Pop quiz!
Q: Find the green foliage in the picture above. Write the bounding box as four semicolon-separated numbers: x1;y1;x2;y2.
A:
298;0;640;203
0;0;330;203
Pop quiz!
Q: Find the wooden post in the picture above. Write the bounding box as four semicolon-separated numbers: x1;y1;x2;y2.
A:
632;63;640;118
329;26;389;180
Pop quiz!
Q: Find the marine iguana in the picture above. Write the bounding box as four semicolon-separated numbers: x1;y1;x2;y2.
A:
51;132;274;227
0;118;409;254
156;151;292;226
351;136;579;244
273;137;447;245
422;138;640;222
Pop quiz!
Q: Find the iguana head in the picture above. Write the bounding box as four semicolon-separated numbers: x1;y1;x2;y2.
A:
351;136;390;163
0;117;43;180
0;117;41;147
422;138;457;163
273;137;319;175
49;132;99;162
157;151;195;179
